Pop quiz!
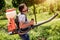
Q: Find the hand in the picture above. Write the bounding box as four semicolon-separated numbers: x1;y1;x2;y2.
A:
30;20;34;25
31;18;34;20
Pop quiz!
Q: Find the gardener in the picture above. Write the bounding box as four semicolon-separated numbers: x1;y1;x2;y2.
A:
18;3;34;40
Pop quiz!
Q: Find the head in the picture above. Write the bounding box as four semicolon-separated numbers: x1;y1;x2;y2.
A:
18;3;28;14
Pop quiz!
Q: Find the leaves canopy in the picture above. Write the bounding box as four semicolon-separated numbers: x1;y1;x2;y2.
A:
12;0;46;8
0;0;5;10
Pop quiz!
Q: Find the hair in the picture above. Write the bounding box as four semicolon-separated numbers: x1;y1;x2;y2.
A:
18;3;26;12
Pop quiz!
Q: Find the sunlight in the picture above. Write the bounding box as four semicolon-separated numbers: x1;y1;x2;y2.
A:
46;0;56;4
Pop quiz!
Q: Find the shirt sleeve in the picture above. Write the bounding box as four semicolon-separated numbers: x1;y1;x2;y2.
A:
18;15;25;22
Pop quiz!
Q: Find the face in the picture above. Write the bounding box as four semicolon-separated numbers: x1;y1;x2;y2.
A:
22;5;28;14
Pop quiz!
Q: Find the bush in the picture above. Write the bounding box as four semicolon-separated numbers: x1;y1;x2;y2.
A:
0;0;5;10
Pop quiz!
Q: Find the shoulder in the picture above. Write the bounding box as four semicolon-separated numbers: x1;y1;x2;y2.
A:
18;13;25;18
18;13;25;22
20;14;25;18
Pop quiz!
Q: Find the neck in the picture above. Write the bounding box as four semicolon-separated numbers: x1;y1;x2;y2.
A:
21;12;26;15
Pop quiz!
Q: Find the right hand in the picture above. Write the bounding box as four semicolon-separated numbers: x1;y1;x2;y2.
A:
30;19;34;25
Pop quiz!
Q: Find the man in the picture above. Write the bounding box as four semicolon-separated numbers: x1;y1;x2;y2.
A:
18;3;34;40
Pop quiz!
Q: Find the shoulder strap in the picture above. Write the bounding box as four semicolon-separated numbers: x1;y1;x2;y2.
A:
15;15;19;29
25;16;27;22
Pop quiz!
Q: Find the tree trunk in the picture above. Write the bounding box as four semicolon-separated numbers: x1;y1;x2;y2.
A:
33;4;37;24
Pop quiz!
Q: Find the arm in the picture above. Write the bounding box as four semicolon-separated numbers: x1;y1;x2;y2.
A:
19;20;34;29
19;21;30;29
19;15;34;29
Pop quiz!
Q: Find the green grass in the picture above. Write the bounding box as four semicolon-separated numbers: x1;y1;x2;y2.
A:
0;20;7;29
0;20;7;25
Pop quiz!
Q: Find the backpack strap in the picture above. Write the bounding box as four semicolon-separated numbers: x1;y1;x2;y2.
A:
15;15;19;29
25;15;27;22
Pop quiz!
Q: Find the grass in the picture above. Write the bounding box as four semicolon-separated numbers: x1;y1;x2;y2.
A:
0;20;7;29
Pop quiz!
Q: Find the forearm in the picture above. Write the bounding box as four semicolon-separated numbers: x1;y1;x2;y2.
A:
20;23;31;29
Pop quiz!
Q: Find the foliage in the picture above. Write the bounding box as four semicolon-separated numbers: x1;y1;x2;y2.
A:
0;0;5;10
12;0;46;8
12;0;31;8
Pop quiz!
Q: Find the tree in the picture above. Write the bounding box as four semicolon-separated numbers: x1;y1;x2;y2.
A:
12;0;32;8
0;0;5;10
49;3;54;14
12;0;46;24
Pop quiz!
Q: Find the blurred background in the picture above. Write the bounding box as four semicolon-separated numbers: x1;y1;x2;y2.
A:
0;0;60;40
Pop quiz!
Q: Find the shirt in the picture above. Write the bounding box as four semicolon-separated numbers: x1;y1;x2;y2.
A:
18;13;29;24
